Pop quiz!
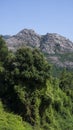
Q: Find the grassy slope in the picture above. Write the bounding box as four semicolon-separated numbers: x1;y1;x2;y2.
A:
0;101;33;130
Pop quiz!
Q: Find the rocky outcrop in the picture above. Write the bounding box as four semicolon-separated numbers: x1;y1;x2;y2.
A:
4;29;73;68
6;29;41;51
40;33;73;54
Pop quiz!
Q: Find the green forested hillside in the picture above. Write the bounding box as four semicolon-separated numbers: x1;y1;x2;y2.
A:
0;36;73;130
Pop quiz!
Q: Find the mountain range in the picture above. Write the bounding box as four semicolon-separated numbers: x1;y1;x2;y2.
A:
3;29;73;69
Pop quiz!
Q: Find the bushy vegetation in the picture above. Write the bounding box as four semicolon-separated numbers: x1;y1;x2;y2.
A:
0;101;33;130
0;36;73;130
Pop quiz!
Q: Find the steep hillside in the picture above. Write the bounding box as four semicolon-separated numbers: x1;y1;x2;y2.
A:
0;36;73;130
5;29;73;68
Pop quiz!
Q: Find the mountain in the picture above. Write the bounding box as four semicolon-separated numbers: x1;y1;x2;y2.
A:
5;29;73;68
5;29;41;51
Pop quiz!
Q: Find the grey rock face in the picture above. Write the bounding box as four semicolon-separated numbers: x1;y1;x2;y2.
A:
6;29;73;53
40;33;73;54
6;29;41;50
5;29;73;68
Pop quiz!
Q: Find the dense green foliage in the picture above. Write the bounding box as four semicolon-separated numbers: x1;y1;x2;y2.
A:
0;36;8;62
0;37;73;130
0;101;33;130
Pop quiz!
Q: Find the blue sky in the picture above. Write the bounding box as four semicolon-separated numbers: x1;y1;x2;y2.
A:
0;0;73;41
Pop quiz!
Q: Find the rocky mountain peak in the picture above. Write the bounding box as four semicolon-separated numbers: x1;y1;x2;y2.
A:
16;29;38;36
40;33;73;54
6;29;41;51
4;29;73;68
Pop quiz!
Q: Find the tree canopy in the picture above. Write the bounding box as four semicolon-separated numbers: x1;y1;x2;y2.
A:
0;39;73;130
0;36;8;62
3;47;51;90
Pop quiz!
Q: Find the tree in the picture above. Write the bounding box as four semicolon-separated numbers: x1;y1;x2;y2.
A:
59;69;73;98
0;47;51;124
15;47;51;85
0;36;8;96
0;36;8;62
